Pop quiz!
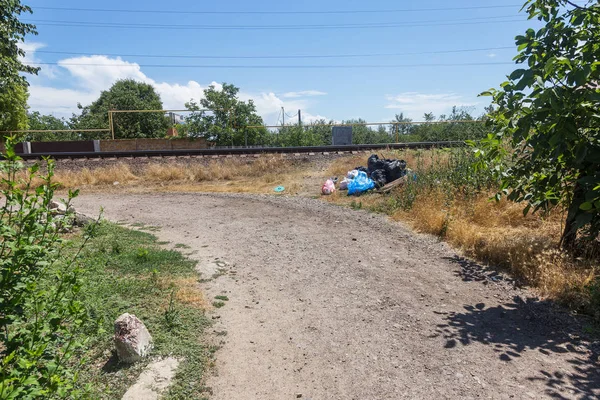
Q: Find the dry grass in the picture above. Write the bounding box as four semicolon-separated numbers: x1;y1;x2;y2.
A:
157;276;208;310
392;189;596;306
53;156;310;194
60;164;139;186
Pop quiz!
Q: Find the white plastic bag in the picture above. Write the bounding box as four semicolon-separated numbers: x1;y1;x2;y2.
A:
347;170;359;180
339;178;351;190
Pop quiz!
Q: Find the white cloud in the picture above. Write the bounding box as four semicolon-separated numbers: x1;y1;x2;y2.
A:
385;92;477;120
487;53;497;58
28;55;217;117
59;56;148;92
28;86;97;116
19;42;59;78
282;90;327;98
243;92;329;125
26;54;328;124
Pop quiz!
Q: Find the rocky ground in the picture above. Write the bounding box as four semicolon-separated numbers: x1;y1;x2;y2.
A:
76;192;600;400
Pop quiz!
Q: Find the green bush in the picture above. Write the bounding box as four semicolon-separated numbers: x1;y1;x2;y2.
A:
0;139;96;398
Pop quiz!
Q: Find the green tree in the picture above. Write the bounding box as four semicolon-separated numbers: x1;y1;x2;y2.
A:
26;111;71;141
71;79;169;139
0;1;39;135
185;83;267;146
0;83;28;132
391;113;414;136
0;0;38;90
475;0;600;249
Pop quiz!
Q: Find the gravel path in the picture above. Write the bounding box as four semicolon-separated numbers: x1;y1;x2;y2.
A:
76;193;599;400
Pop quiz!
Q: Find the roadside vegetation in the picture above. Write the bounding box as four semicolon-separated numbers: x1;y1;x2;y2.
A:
53;156;306;194
0;140;212;398
74;223;212;399
324;149;598;312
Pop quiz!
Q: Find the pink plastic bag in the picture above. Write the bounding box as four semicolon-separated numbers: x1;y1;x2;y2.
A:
321;179;336;195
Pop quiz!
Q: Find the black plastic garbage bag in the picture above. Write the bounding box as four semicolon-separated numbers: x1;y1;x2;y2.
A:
368;154;387;174
355;166;369;174
370;169;387;188
384;159;407;182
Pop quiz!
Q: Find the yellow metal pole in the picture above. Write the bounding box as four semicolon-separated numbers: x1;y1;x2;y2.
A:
109;111;115;140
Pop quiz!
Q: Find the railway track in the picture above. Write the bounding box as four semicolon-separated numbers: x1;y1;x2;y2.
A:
8;141;464;160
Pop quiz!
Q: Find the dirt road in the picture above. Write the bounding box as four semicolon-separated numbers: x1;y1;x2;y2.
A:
76;193;599;400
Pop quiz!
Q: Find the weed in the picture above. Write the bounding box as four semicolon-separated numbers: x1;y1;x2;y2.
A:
350;200;363;210
215;295;229;301
212;301;226;308
175;243;191;249
136;248;150;261
0;140;98;398
164;290;181;330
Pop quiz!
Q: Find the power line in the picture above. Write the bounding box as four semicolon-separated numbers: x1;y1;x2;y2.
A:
32;4;525;15
35;46;515;60
31;61;515;69
24;17;525;30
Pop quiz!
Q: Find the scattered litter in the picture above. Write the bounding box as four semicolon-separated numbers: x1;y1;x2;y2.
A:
274;186;285;193
347;171;375;195
321;179;336;195
323;153;413;196
339;178;351;190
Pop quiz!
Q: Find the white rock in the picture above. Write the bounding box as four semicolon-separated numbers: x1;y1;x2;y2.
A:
49;200;67;213
122;357;179;400
114;313;153;363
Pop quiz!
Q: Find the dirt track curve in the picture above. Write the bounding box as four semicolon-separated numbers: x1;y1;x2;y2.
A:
76;193;599;400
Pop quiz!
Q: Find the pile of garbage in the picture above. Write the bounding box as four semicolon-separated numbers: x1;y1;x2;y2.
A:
321;154;410;196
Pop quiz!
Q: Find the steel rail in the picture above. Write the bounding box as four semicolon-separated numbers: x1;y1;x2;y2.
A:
4;142;466;161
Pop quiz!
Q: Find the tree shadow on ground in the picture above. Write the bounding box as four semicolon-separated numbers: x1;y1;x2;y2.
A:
446;255;513;285
438;256;600;399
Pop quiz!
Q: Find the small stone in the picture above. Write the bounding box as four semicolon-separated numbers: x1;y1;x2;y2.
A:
114;313;153;363
74;212;94;227
49;200;67;213
113;181;120;186
296;394;302;398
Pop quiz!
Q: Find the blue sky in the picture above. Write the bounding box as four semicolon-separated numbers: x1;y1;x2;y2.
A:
21;0;543;125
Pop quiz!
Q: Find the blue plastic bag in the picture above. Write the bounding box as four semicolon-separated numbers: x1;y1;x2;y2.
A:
347;171;375;196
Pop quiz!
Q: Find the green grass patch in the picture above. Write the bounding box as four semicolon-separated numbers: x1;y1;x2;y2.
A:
212;301;226;308
73;222;212;399
214;295;229;301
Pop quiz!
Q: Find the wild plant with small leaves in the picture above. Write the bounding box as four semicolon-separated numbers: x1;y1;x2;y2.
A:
0;139;97;399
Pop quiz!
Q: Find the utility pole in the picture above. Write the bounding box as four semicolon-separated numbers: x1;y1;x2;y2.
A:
298;109;301;125
281;106;285;147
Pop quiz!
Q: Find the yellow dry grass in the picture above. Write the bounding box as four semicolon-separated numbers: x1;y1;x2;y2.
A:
53;156;310;194
157;276;208;310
